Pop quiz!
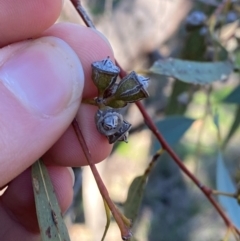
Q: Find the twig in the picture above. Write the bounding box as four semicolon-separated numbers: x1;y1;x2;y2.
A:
144;149;164;177
72;119;131;239
212;190;236;198
70;0;95;28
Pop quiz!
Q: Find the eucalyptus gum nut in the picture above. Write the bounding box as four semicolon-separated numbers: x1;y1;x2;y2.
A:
118;131;129;142
103;83;118;99
103;83;128;108
91;57;120;94
107;120;131;144
91;70;118;94
95;109;124;136
113;71;149;102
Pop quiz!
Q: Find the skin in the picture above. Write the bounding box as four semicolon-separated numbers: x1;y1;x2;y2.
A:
0;0;113;240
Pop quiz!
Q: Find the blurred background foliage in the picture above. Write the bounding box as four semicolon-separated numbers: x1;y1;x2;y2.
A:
59;0;240;240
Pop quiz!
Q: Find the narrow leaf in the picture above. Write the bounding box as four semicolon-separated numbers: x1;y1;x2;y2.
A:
150;58;233;85
32;160;70;241
101;199;111;241
216;152;240;228
152;116;195;153
124;175;147;223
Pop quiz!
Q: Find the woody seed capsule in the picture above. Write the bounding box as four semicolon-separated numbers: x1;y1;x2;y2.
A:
95;109;123;136
107;120;131;144
113;71;149;103
91;57;120;96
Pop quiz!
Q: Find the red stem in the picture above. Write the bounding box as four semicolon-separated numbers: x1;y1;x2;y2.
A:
72;119;131;239
70;0;95;28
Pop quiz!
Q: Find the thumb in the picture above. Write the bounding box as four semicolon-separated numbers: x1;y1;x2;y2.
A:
0;36;84;186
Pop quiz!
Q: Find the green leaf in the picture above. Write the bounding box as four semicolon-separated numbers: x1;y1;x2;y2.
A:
149;58;233;85
32;160;70;241
124;175;147;223
223;85;240;104
101;199;111;241
216;152;240;228
153;116;195;152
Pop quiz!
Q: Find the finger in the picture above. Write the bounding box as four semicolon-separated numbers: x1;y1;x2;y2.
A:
42;23;114;98
0;0;62;46
43;104;112;166
0;36;84;187
0;166;74;238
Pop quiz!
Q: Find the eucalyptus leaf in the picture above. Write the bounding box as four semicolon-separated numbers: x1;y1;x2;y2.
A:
149;58;233;85
152;116;195;152
124;175;147;223
216;152;240;228
101;199;111;241
32;160;70;241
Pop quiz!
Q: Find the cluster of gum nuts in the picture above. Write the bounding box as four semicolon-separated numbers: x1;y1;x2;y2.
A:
91;57;149;144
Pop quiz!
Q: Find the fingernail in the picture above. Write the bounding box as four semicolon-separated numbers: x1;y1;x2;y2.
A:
67;167;75;187
0;37;84;116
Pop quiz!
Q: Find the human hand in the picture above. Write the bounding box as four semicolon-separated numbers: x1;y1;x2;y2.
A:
0;1;113;240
